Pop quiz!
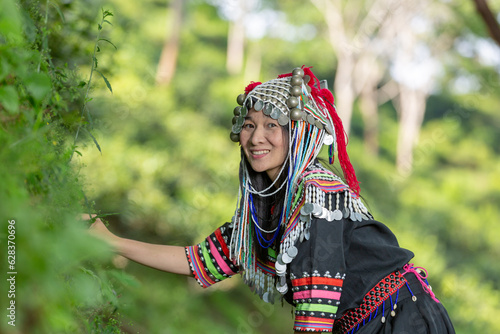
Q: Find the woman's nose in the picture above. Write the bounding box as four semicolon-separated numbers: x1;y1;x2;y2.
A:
250;126;266;145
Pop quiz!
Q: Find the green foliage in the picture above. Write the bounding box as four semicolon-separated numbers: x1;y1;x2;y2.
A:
0;1;130;333
2;0;500;333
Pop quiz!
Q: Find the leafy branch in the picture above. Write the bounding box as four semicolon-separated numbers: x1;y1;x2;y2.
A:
69;9;115;162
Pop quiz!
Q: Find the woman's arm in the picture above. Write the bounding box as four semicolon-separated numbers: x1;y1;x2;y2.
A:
89;218;192;276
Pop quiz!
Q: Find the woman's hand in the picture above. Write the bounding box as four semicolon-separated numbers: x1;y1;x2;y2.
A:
82;214;120;249
89;218;119;247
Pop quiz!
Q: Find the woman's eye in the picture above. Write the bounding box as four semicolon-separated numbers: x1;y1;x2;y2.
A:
243;123;254;129
268;123;278;128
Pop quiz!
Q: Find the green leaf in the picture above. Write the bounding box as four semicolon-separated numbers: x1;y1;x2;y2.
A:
0;86;19;114
49;1;66;23
82;127;102;154
24;72;52;102
102;10;113;18
103;19;113;26
95;69;113;94
99;38;117;50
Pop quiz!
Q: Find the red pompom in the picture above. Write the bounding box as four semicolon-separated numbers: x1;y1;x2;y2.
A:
244;81;262;94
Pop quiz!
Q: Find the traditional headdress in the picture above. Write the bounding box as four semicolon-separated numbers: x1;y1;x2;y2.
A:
228;66;369;303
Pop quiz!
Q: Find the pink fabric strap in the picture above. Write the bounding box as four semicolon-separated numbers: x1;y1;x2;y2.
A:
402;263;440;303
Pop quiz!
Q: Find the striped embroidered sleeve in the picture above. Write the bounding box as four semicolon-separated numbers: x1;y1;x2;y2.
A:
290;217;347;332
185;222;239;288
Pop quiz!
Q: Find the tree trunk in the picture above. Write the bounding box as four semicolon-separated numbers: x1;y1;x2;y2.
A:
226;0;246;75
360;84;379;156
333;54;356;134
396;86;427;175
243;41;261;84
355;53;382;156
156;0;184;86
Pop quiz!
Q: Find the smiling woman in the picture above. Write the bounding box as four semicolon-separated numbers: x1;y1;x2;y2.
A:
240;108;289;181
89;66;455;334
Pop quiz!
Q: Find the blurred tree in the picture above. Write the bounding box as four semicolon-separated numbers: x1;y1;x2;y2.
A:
472;0;500;46
156;0;185;85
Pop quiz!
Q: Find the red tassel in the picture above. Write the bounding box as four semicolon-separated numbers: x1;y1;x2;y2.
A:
328;103;360;196
306;69;360;195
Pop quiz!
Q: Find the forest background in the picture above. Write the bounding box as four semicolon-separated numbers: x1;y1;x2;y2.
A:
1;0;499;333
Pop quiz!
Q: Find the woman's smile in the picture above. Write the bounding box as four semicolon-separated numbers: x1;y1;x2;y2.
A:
239;107;288;181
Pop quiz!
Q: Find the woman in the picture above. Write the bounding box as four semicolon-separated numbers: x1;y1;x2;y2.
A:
90;66;455;333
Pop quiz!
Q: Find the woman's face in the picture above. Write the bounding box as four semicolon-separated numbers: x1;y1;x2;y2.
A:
239;107;288;181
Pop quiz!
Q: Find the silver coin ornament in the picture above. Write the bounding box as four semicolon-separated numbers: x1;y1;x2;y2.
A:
282;252;292;264
291;85;302;97
254;99;264;111
343;209;350;219
327;210;334;221
237;94;246;105
290;108;303;121
278;113;289;126
276;282;288;294
287;96;299;108
230;132;239;142
232;123;242;134
292;67;305;77
324;134;334;146
304;229;311;240
319;207;329;219
301;203;314;215
264;103;273;116
246;97;253;109
312;203;323;216
333;209;343;220
275;260;286;274
350;211;358;221
287;246;298;258
291;75;302;86
263;292;270;303
270;107;280;120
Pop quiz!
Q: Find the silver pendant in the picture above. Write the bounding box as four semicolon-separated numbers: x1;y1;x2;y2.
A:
254;100;264;111
263;292;270;303
270;107;280;120
301;203;314;215
276;282;288;294
287;245;298;258
333;209;343;220
319;207;329;219
278;113;289;126
282;252;292;264
275;263;286;275
263;103;272;116
312;203;322;216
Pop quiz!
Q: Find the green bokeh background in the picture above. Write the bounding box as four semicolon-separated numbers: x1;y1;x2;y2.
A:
1;0;499;333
